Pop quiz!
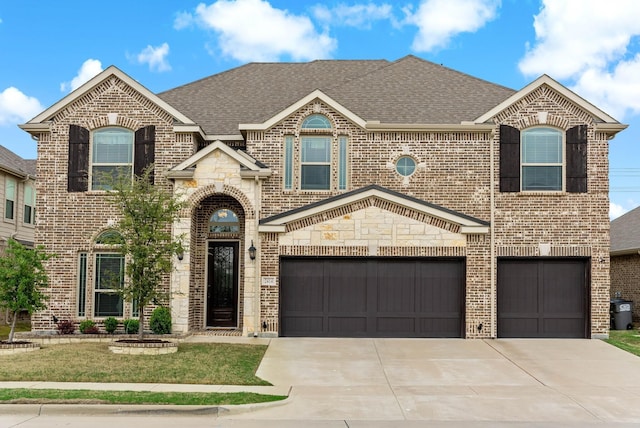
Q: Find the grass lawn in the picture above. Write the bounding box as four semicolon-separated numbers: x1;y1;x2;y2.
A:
0;341;285;405
0;342;271;385
605;329;640;357
0;322;31;340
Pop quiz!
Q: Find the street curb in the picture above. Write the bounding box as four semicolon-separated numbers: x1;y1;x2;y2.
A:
0;388;293;417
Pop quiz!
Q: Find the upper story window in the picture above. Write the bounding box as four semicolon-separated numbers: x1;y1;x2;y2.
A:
23;182;35;225
283;114;348;192
4;177;15;220
91;128;133;190
499;124;587;194
302;114;332;129
521;127;563;191
395;156;417;177
67;124;155;193
210;209;240;233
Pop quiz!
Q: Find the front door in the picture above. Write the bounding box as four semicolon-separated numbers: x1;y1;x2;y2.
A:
206;241;239;327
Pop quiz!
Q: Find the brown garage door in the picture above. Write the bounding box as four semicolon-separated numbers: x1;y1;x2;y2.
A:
497;259;589;338
280;257;465;338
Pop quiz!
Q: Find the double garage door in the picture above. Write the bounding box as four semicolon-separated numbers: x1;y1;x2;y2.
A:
280;257;589;338
280;257;465;338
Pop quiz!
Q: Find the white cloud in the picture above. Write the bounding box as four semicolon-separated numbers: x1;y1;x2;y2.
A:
173;11;194;30
178;0;336;62
518;0;640;120
611;202;630;220
0;87;43;126
312;3;394;29
407;0;500;52
60;59;104;93
135;43;171;72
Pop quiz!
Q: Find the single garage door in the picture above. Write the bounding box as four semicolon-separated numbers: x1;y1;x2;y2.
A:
498;259;589;338
280;257;465;338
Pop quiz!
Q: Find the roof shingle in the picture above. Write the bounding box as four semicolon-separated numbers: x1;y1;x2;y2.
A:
611;206;640;253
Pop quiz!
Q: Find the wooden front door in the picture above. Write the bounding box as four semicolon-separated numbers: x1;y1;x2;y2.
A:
207;241;239;327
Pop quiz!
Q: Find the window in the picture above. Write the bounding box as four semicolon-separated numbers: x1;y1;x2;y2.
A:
209;209;240;233
4;177;15;220
302;114;332;129
77;253;87;317
284;136;294;190
91;127;133;190
94;253;124;317
23;182;35;224
521;127;563;191
396;156;416;177
301;136;331;190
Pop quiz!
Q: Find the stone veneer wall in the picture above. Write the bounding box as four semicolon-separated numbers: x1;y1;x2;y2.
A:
611;254;640;322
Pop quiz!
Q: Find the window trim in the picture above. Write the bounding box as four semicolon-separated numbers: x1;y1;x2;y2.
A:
4;176;16;221
520;126;565;192
93;252;125;318
300;135;332;191
395;156;417;177
89;127;134;191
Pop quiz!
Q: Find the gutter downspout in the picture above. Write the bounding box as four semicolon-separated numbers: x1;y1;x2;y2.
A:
490;127;496;338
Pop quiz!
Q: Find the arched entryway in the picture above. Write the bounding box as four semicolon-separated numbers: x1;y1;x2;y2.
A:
189;195;246;330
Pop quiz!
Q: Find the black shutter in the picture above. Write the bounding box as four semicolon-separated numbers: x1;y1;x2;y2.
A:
67;124;90;192
566;125;587;193
134;125;155;184
499;124;520;192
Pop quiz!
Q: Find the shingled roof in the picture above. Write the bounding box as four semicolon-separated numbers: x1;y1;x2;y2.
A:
0;145;36;178
611;206;640;255
158;55;515;136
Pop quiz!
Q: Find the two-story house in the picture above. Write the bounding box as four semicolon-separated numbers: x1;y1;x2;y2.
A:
20;55;626;338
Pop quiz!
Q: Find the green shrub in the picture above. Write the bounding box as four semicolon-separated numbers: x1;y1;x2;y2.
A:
79;320;98;334
149;306;172;335
123;319;139;334
104;317;118;334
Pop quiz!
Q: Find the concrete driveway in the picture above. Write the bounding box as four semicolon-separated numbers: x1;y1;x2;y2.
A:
228;338;640;424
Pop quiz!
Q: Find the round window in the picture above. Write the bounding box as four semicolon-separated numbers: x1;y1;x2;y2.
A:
395;156;416;177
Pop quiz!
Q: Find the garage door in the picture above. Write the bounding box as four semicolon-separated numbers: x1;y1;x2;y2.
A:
497;259;588;338
280;257;465;338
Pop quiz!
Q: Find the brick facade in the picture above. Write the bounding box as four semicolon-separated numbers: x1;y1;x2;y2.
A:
611;254;640;321
24;64;623;338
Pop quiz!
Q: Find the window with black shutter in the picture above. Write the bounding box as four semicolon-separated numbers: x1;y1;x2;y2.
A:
134;125;155;184
68;124;90;192
565;125;587;193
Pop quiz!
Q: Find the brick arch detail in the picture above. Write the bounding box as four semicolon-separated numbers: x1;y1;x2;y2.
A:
514;113;570;131
183;184;255;218
85;115;143;132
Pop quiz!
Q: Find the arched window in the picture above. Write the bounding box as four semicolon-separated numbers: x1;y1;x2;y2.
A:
210;209;240;233
521;127;563;191
95;230;124;245
301;114;332;129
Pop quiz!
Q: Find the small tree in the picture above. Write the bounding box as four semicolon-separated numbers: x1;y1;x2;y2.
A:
0;239;53;343
107;167;184;341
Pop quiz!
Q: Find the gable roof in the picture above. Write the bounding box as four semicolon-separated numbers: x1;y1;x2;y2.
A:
166;140;271;179
259;184;490;234
475;74;623;127
611;206;640;255
158;55;515;136
20;66;196;133
0;145;36;178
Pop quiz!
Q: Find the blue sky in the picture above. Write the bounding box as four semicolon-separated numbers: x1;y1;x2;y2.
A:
0;0;638;218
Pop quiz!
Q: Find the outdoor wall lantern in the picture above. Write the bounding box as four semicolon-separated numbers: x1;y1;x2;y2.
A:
177;249;184;261
248;240;257;260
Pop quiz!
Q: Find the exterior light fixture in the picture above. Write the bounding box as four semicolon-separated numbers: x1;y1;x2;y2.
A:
177;249;184;261
248;240;257;260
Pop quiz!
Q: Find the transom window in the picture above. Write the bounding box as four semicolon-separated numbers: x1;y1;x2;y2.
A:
210;209;240;233
91;127;133;190
396;156;416;177
521;127;563;191
302;114;332;129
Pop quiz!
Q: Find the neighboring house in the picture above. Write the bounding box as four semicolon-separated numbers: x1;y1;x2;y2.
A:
20;55;626;339
610;206;640;322
0;145;36;250
0;145;36;324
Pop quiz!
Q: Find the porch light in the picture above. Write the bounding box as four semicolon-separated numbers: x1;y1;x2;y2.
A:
248;240;257;260
177;249;184;261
